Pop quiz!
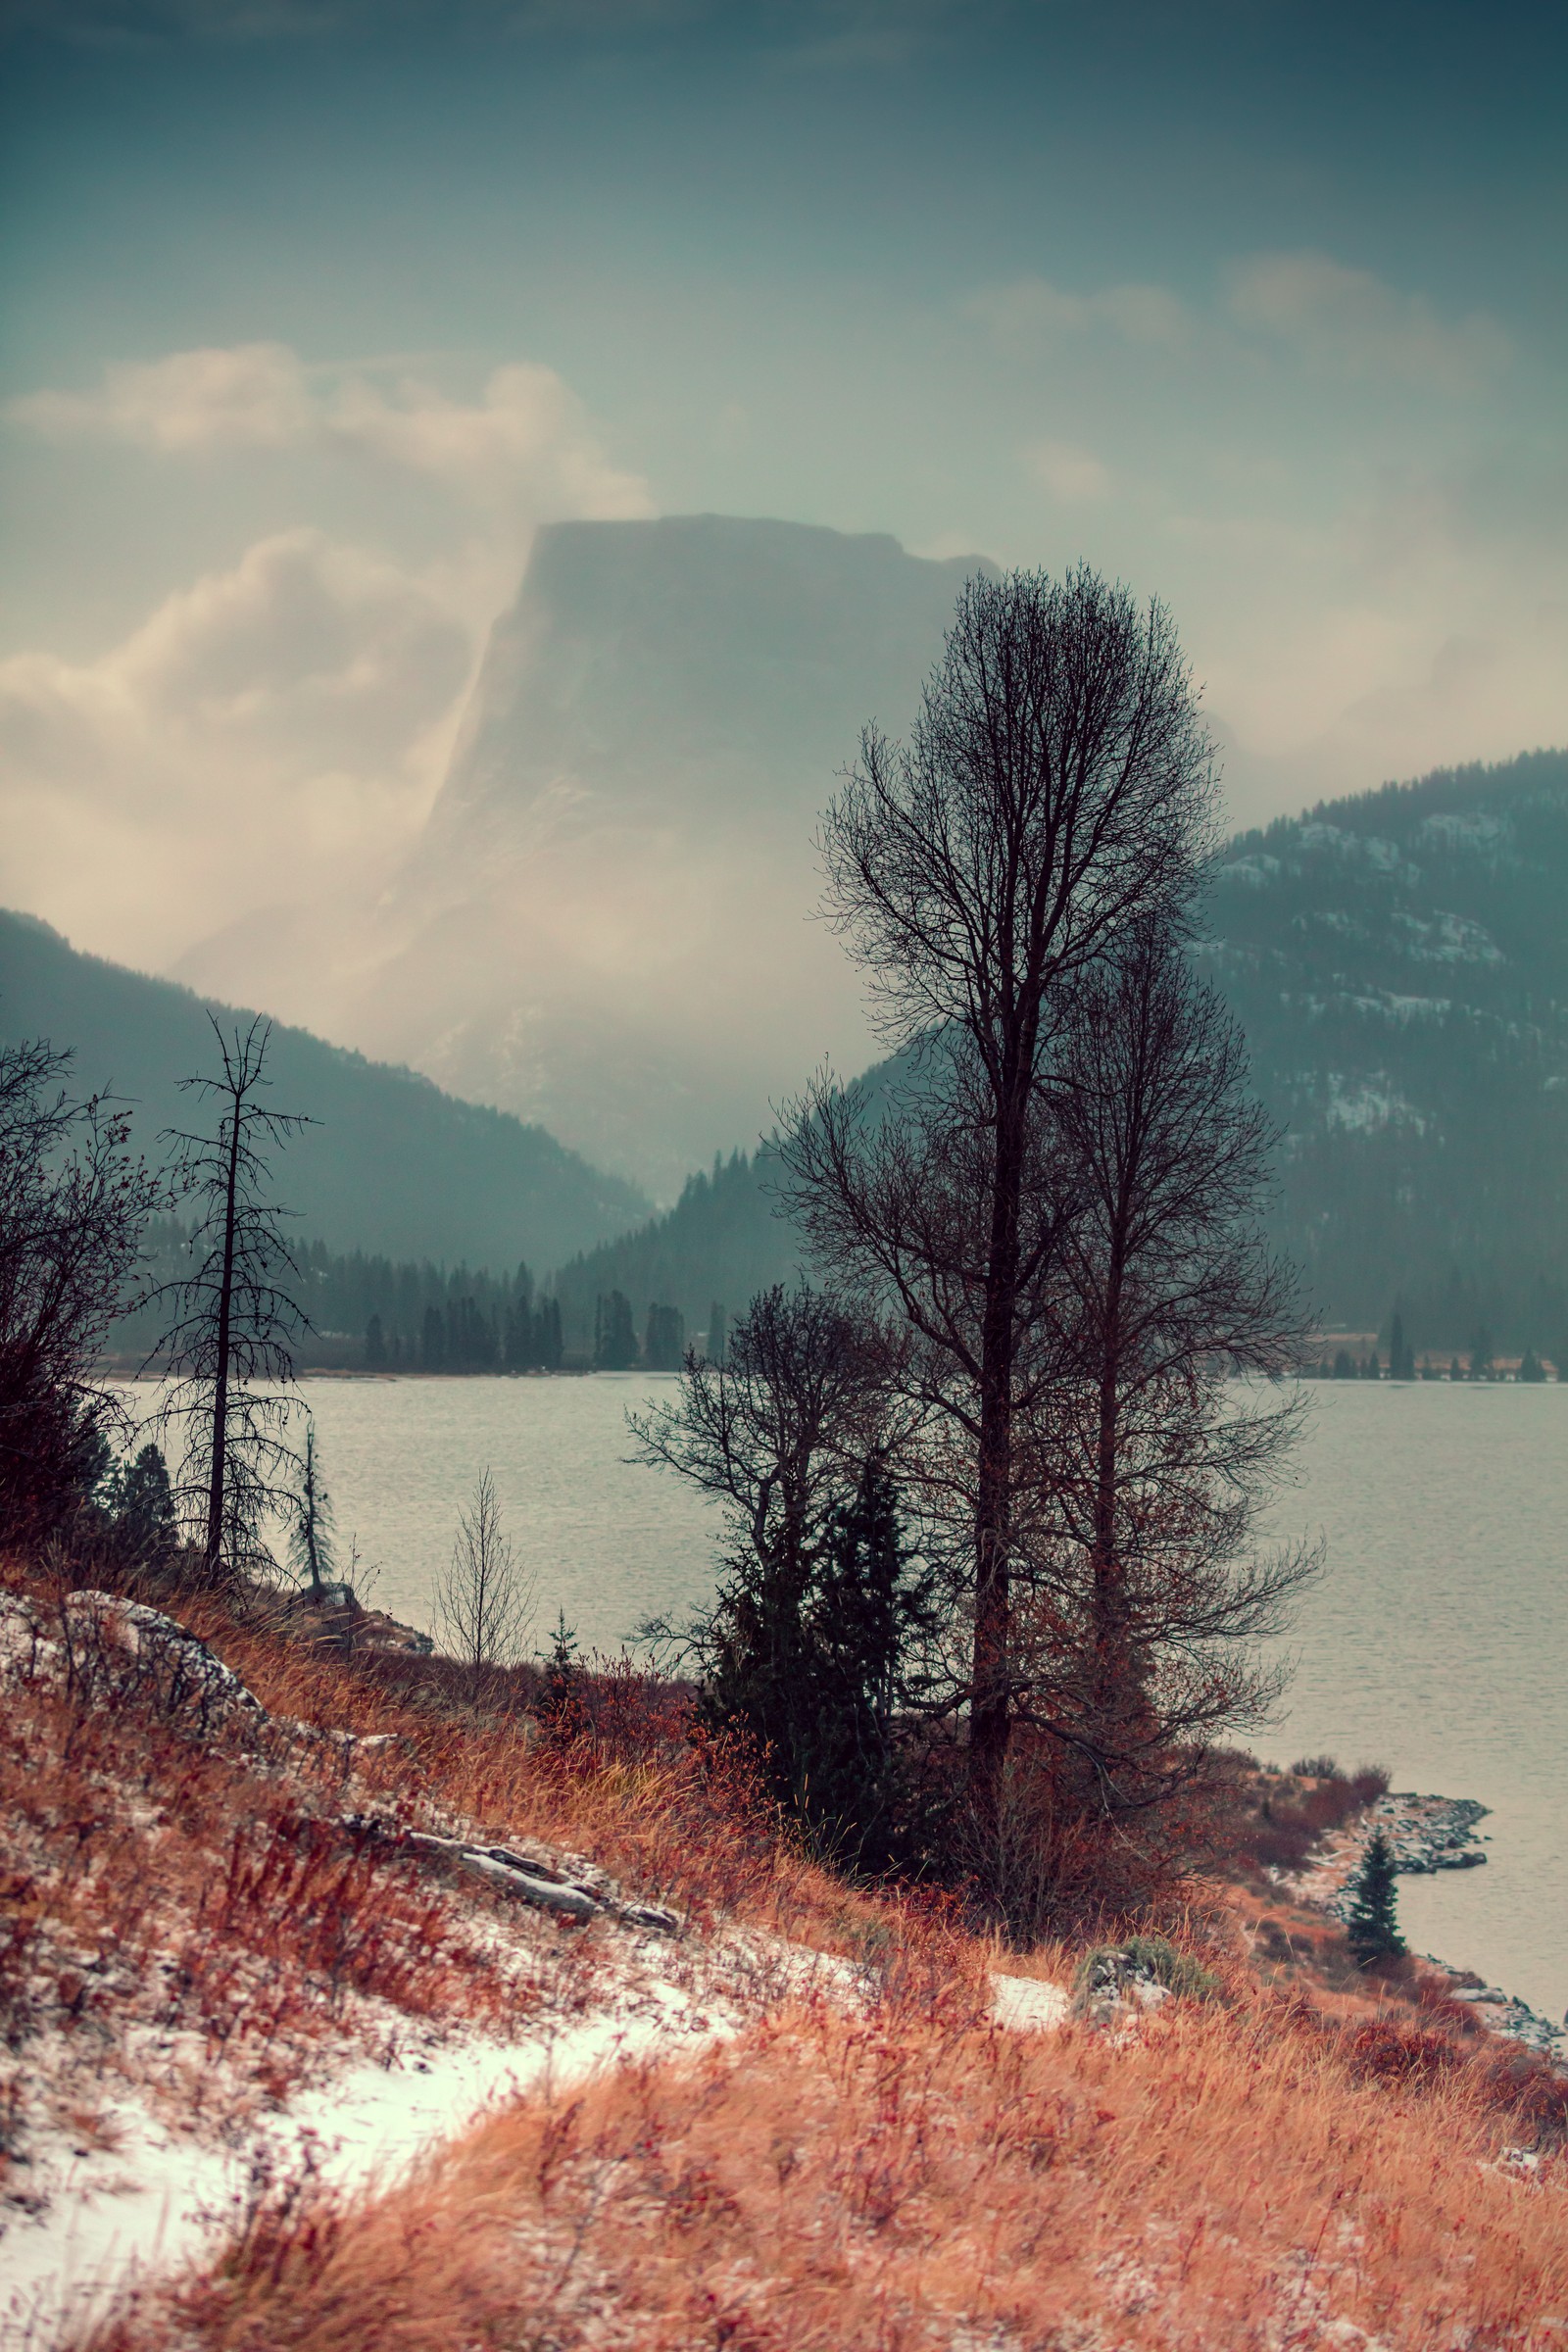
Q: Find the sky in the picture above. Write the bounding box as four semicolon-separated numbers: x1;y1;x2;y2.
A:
1;0;1564;995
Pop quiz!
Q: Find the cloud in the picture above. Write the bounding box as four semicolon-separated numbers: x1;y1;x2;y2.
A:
11;342;315;451
1023;439;1112;502
8;344;655;515
967;276;1191;349
1225;252;1510;391
0;530;472;972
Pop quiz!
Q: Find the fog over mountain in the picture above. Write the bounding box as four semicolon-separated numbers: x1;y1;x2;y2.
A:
178;515;988;1198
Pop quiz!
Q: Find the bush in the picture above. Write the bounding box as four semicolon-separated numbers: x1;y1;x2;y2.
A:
1071;1935;1221;2011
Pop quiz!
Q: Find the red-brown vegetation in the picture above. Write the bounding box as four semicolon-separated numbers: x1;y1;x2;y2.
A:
85;1979;1568;2352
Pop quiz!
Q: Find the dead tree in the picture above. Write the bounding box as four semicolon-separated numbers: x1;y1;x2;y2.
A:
152;1016;311;1586
0;1038;159;1548
287;1420;337;1603
783;567;1217;1819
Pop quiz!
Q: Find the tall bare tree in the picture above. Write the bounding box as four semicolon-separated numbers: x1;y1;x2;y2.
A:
0;1037;160;1548
1011;922;1317;1825
153;1017;311;1585
783;567;1217;1815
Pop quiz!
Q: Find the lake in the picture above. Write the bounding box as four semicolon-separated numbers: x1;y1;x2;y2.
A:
181;1373;1568;2023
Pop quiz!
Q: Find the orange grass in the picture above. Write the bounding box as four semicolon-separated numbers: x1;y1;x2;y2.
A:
172;1588;939;1963
0;1590;542;2149
86;1981;1568;2351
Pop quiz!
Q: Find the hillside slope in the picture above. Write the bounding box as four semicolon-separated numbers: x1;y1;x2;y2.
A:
0;909;648;1270
1203;748;1568;1342
4;1569;1562;2348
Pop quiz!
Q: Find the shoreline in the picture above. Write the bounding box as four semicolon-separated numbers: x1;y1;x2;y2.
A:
1282;1790;1564;2058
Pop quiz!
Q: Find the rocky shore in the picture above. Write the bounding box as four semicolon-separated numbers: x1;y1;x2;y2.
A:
1283;1790;1563;2058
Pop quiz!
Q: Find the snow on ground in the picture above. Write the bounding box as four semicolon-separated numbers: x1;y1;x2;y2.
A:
3;1936;1070;2348
1;1960;726;2350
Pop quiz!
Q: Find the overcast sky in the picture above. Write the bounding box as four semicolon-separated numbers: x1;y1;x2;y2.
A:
1;0;1564;982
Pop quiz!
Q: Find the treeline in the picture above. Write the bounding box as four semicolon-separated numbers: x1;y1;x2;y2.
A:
553;1149;799;1355
115;1223;564;1373
116;1223;713;1375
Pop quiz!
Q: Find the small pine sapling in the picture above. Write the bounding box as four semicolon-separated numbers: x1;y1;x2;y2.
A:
1346;1828;1406;1967
536;1609;584;1740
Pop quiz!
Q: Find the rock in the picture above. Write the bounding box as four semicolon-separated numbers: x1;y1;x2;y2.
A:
61;1591;266;1725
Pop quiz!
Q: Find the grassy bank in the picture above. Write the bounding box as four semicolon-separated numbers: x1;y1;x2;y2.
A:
2;1555;1563;2351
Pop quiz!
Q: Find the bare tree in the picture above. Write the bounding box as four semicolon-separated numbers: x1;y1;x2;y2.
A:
0;1037;160;1548
152;1017;311;1586
629;1285;893;1609
434;1468;533;1671
783;567;1217;1815
1010;921;1318;1826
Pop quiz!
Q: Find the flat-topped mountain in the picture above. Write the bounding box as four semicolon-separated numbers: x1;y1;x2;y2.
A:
321;515;991;1195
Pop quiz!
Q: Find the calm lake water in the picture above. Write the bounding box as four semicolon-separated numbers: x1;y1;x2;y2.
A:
165;1374;1568;2023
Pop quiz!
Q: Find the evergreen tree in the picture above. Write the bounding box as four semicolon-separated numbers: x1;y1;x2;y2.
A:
594;1290;638;1369
1333;1348;1354;1380
504;1296;534;1371
802;1454;940;1871
1518;1348;1547;1383
1469;1326;1494;1381
1345;1828;1405;1966
365;1312;387;1368
1388;1312;1415;1381
420;1303;445;1372
538;1295;564;1370
116;1442;177;1561
536;1609;584;1738
644;1301;685;1371
707;1302;727;1366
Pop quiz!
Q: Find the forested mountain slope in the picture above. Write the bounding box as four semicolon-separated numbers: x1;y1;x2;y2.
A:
0;910;648;1269
1204;748;1568;1346
557;753;1568;1358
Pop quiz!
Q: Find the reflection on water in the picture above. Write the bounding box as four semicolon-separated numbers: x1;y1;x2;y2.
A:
127;1373;1567;2022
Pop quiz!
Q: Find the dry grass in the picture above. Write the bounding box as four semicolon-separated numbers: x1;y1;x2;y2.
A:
171;1583;947;1966
85;1975;1568;2351
9;1556;1567;2349
0;1575;559;2179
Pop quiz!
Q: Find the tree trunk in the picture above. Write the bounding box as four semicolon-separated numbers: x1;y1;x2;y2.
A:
969;1087;1025;1815
203;1098;241;1582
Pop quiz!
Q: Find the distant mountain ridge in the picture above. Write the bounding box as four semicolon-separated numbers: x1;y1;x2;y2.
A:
558;751;1568;1358
1202;746;1568;1343
0;910;649;1271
